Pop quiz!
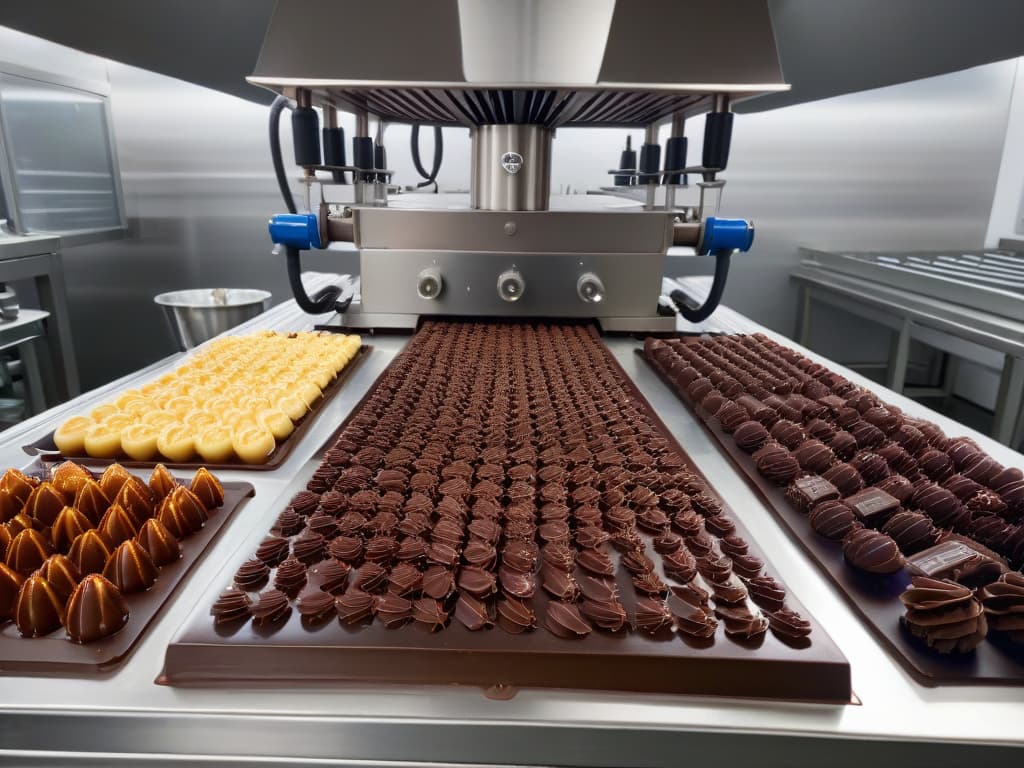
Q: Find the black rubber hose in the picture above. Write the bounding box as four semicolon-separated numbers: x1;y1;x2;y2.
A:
269;95;297;214
670;250;731;323
411;124;443;192
286;246;344;314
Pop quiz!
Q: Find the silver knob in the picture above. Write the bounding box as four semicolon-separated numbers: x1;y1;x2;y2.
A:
497;269;525;302
416;267;443;300
577;272;605;304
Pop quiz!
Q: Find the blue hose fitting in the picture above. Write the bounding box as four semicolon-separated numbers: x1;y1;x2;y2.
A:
269;212;321;250
698;216;754;255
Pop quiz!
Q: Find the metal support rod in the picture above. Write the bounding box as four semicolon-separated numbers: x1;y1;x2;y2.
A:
324;104;338;129
645;123;658;144
295;88;312;109
671;112;686;136
993;354;1024;444
712;93;730;113
355;109;369;137
886;318;911;392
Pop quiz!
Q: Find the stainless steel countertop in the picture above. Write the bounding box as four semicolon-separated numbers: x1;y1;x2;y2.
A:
0;274;1022;766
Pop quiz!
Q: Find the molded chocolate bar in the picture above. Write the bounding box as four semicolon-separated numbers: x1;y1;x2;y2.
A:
163;322;849;703
642;333;1024;686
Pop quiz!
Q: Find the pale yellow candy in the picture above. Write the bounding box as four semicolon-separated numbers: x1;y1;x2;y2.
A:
258;408;294;440
89;403;121;423
157;424;196;462
114;389;143;409
84;423;122;458
141;410;179;431
183;409;220;432
219;408;251;429
294;381;322;407
54;415;91;455
117;396;152;418
102;413;137;433
162;395;196;417
238;395;272;413
278;394;308;422
121;422;160;461
196;425;234;463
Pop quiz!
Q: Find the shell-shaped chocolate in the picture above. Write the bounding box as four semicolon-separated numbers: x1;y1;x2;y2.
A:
51;505;95;554
102;539;158;593
65;574;129;643
148;463;179;502
21;482;66;527
73;480;110;525
190;467;224;509
36;554;81;603
335;589;375;624
6;528;53;575
67;529;113;576
211;588;252;624
135;517;182;566
900;576;987;653
14;574;65;637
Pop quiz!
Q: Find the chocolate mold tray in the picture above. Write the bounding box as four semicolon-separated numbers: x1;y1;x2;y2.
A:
641;339;1024;687
162;322;849;703
1;480;254;675
23;346;370;471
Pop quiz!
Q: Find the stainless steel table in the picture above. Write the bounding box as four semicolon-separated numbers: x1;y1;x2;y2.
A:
0;273;1021;766
793;248;1024;448
0;233;80;405
0;308;50;416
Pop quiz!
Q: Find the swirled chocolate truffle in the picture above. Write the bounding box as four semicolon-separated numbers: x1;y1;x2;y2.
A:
917;449;954;482
900;576;987;653
882;510;940;554
980;572;1024;643
753;442;800;486
715;402;748;434
822;462;864;497
849;420;885;450
842;528;903;574
793;440;836;474
850;451;890;485
747;575;786;612
808;499;860;540
893;424;928;455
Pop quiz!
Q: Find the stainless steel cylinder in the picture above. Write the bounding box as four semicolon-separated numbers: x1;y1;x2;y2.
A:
471;124;552;211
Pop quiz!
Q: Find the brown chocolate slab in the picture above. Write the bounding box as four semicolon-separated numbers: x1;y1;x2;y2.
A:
641;343;1024;687
0;481;254;675
162;323;849;703
22;346;370;471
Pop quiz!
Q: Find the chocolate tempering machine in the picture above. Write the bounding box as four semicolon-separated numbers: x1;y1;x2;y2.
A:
258;0;785;331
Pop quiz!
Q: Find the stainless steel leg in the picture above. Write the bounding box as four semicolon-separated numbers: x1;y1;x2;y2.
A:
886;318;911;393
993;355;1024;445
35;253;81;400
942;354;959;410
17;338;46;417
795;285;812;346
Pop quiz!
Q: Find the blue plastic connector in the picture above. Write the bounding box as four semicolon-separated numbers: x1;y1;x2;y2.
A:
268;212;321;250
698;216;754;255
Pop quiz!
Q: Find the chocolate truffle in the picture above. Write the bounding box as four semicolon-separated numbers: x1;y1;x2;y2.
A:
753;442;800;486
842;528;903;574
882;510;940;554
850;451;891;485
733;421;769;453
822;463;864;497
825;430;858;461
809;500;860;540
210;588;252;624
793;440;836;474
769;420;805;450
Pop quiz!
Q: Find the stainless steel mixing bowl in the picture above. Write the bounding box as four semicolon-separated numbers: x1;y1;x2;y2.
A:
154;288;272;350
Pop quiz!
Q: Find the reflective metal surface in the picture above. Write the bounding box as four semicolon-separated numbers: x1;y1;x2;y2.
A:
0;275;1022;765
154;288;272;350
470;124;551;211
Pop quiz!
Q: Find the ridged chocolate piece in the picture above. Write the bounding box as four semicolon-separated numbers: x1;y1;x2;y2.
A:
753;443;800;486
22;482;66;527
102;539;158;593
135;518;182;566
50;461;92;497
51;506;95;554
7;529;54;575
36;554;81;603
148;464;179;502
900;576;987;653
156;486;207;539
98;464;133;500
496;596;536;634
251;588;291;626
67;529;113;576
0;562;25;620
190;467;225;510
65;573;129;643
72;480;110;526
14;574;65;637
335;590;374;624
211;588;252;624
544;601;592;638
808;500;859;541
98;503;140;546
